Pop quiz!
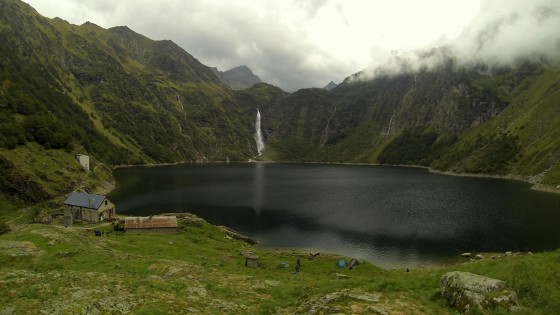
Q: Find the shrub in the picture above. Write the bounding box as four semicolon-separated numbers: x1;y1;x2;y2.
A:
0;221;10;236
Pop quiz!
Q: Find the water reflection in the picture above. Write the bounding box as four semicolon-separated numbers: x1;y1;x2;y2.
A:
110;163;560;268
253;163;264;215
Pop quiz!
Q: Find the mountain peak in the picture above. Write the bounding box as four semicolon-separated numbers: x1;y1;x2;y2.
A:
231;65;251;72
213;65;262;90
323;81;338;90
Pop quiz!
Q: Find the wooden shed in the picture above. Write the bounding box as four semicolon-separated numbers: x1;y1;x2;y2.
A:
124;216;178;233
63;192;116;225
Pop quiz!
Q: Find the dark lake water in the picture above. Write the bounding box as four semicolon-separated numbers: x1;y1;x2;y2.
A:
109;163;560;269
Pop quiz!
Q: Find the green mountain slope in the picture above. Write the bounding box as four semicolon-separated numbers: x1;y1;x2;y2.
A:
1;0;560;206
433;66;560;182
0;0;260;201
256;61;560;187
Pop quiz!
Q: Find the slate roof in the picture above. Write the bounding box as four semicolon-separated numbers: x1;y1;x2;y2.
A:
63;192;106;210
124;216;178;229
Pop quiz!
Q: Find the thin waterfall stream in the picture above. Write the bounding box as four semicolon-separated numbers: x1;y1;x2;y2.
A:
254;109;265;156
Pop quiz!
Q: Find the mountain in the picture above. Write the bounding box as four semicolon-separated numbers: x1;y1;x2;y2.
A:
212;65;262;90
1;0;559;204
255;60;560;186
0;0;260;201
323;81;338;90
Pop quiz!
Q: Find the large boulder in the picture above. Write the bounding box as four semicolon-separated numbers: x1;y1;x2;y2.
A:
440;271;518;313
33;211;52;224
219;226;258;245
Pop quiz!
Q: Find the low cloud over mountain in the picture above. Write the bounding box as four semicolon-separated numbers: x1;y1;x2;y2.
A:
355;0;560;81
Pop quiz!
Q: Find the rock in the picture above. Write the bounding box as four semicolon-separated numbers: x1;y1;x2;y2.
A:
333;273;349;279
264;280;281;287
302;291;346;314
187;286;207;297
33;212;52;224
0;240;43;257
165;267;182;276
475;254;483;260
368;306;389;315
350;293;380;303
441;271;518;313
460;252;471;258
351;304;365;314
220;226;258;244
0;306;15;315
302;290;383;315
240;250;257;257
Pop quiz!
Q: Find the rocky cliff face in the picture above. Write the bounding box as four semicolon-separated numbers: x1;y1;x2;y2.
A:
254;61;560;184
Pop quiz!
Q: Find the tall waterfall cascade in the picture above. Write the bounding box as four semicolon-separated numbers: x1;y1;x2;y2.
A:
254;109;265;156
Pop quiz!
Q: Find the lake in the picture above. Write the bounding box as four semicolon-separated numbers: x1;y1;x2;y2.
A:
109;163;560;269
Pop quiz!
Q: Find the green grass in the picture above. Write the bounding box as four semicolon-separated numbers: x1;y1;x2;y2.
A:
0;198;24;223
1;213;558;314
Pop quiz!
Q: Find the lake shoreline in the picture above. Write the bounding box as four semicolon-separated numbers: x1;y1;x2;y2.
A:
110;162;560;270
111;160;560;194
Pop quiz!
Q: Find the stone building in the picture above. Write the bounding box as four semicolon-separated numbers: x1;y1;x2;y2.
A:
241;250;259;268
63;192;116;225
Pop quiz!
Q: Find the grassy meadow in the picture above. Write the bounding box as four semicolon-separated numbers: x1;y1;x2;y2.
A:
1;212;559;314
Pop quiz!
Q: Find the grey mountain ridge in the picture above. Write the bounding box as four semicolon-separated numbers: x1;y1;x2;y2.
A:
212;65;262;90
323;81;338;90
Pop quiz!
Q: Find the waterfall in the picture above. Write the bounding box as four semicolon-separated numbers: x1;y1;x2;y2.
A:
386;112;395;136
254;109;265;156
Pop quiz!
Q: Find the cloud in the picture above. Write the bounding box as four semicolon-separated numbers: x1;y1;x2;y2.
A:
293;0;330;19
355;0;560;81
451;0;560;66
27;0;558;90
26;0;351;91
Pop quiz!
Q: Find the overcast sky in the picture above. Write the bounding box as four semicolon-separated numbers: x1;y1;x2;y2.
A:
25;0;560;92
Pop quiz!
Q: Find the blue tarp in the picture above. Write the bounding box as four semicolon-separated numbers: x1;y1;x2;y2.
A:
336;258;347;268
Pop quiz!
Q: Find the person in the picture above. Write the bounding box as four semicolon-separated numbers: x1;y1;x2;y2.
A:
295;258;301;273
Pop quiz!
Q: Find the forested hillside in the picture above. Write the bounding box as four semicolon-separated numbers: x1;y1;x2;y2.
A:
0;0;259;201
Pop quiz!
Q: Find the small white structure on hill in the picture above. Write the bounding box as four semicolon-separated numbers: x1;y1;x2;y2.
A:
76;154;90;171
